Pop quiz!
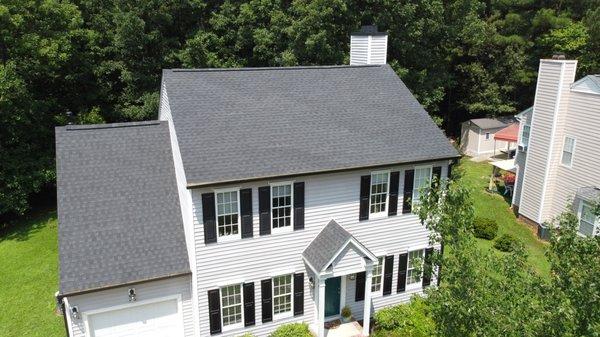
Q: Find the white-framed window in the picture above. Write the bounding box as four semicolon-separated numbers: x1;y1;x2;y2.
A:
370;171;389;215
272;274;293;319
220;284;243;330
578;201;599;236
371;257;384;292
216;189;240;240
406;249;424;287
412;166;432;204
485;132;491;140
520;123;531;148
271;183;293;231
561;136;576;167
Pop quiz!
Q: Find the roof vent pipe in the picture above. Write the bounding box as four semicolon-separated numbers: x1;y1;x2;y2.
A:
552;53;566;60
350;25;388;65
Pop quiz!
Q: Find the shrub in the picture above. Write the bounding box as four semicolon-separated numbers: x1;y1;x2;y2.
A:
473;217;498;240
341;305;352;318
373;297;435;337
270;323;312;337
494;234;522;252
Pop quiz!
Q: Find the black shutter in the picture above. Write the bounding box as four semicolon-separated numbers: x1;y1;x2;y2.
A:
240;188;253;238
422;247;434;287
293;273;304;316
208;289;221;334
258;186;271;236
437;244;444;286
359;175;371;221
202;193;217;244
355;272;366;301
293;182;305;230
388;171;400;216
432;166;442;185
402;170;414;214
447;163;454;180
261;279;272;323
243;283;255;327
382;255;394;296
397;253;408;293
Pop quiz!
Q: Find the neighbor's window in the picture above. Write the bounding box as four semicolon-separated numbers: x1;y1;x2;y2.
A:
216;190;239;238
273;275;293;317
370;171;389;214
221;284;243;328
485;132;491;140
406;250;424;286
520;124;531;148
371;257;384;292
561;136;576;167
579;202;598;236
412;167;432;204
272;184;292;230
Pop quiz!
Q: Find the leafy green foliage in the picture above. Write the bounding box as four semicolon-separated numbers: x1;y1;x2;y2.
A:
494;233;522;252
372;296;435;337
473;217;499;240
269;323;312;337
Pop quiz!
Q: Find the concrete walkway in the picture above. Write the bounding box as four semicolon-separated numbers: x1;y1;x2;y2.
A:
325;321;364;337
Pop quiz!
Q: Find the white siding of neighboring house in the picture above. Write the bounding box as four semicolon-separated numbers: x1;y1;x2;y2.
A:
66;276;194;337
518;60;577;223
192;162;447;336
350;35;387;65
158;83;200;336
548;90;600;218
460;122;479;156
512;146;527;207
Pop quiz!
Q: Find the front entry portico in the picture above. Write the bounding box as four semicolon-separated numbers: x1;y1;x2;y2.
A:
302;220;378;337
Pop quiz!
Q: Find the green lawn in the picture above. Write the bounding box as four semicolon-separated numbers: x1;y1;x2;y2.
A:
457;158;550;276
0;210;64;337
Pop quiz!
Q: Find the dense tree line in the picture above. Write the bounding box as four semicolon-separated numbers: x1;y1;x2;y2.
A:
1;0;599;215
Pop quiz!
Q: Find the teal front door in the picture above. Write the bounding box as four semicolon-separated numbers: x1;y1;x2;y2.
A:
325;277;341;317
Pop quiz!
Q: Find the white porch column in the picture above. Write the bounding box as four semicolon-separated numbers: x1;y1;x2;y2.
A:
362;267;374;336
317;278;326;337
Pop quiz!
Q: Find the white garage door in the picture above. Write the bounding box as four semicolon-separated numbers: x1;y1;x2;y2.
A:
88;299;182;337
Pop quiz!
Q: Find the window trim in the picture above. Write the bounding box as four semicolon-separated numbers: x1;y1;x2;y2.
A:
519;123;531;149
369;170;390;218
577;201;599;236
272;274;294;320
270;181;294;234
214;187;242;243
560;135;576;168
406;249;425;290
220;283;244;332
371;256;384;294
412;165;433;205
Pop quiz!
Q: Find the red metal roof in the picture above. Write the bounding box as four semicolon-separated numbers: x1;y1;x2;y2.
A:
494;122;519;142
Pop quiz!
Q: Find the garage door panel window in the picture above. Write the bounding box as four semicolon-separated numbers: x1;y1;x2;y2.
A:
221;284;243;330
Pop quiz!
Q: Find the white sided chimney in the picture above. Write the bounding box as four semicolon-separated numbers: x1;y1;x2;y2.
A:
350;25;388;65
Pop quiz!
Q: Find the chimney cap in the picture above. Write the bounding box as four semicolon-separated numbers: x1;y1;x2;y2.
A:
552;52;566;60
351;25;387;37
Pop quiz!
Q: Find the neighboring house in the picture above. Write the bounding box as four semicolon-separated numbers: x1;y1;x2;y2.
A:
55;26;459;337
512;56;600;237
459;117;517;157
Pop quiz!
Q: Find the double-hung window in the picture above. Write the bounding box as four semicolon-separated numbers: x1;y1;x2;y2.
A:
406;249;424;287
561;136;576;167
520;123;531;148
216;189;240;239
579;202;599;236
273;274;293;319
370;171;389;215
221;284;243;330
412;166;432;204
371;257;384;292
272;183;293;231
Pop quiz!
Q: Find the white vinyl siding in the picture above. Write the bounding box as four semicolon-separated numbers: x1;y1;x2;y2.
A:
560;136;575;167
272;275;293;319
216;189;240;240
369;171;389;215
406;250;424;287
371;257;384;292
578;202;599;236
271;183;293;231
412;167;432;204
192;162;447;336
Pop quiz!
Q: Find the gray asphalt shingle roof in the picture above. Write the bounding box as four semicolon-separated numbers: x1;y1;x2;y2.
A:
469;118;508;130
162;64;459;187
56;121;190;295
303;220;370;272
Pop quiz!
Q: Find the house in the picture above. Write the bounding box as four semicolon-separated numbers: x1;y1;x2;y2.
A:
511;55;600;237
55;26;459;337
460;117;517;157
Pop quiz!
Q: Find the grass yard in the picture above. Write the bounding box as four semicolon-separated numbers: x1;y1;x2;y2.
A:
0;210;64;337
457;158;550;276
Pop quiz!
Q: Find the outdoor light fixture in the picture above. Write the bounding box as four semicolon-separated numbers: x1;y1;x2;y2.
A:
71;306;80;320
349;273;356;281
308;277;315;288
128;288;136;302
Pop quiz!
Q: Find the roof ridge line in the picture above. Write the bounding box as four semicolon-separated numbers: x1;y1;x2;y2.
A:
169;64;384;73
64;120;162;131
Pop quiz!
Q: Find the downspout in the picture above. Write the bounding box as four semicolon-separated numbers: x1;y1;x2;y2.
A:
55;293;71;337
